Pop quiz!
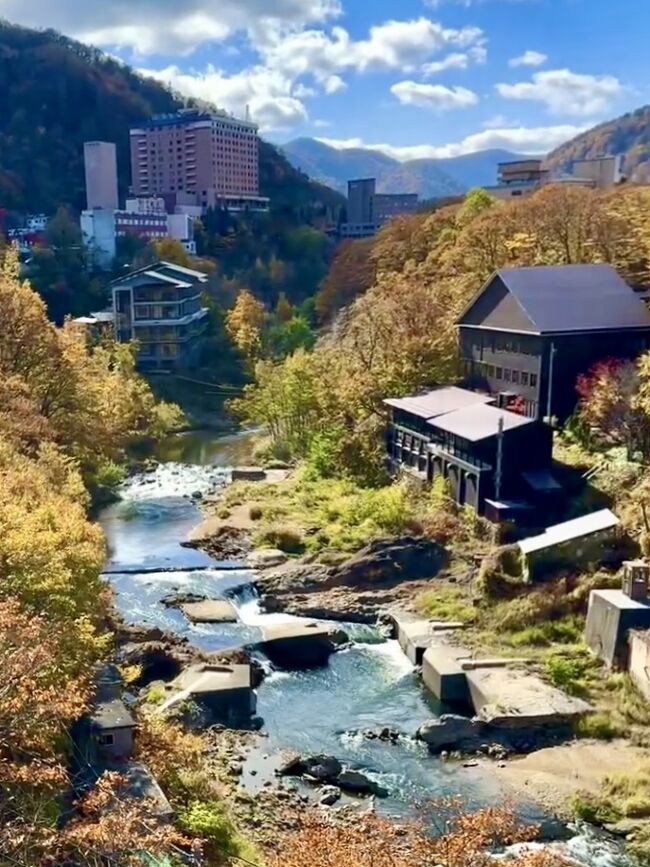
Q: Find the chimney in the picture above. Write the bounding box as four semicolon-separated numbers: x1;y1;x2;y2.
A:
622;560;650;602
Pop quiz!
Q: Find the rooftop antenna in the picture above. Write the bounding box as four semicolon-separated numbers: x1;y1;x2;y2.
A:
245;104;251;122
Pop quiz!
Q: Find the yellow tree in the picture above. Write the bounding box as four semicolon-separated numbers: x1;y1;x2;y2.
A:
225;289;267;361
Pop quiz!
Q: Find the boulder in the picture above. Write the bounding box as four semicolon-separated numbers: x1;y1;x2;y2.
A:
305;755;343;781
319;785;342;806
117;640;203;685
232;467;267;482
277;751;304;776
335;770;388;798
416;714;485;752
332;537;447;589
247;548;289;570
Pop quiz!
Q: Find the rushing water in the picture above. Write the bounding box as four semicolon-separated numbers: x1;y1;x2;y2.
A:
99;430;628;864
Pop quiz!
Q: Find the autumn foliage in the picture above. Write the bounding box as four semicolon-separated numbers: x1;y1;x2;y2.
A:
272;805;570;867
236;183;650;482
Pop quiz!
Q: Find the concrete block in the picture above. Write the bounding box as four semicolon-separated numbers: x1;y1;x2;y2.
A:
585;589;650;668
395;617;464;665
422;646;471;708
466;666;591;729
166;663;256;726
231;467;267;482
181;599;238;623
256;620;348;669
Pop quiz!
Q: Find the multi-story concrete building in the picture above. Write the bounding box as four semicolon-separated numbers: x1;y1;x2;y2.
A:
129;110;269;213
572;155;624;188
111;261;209;371
486;159;550;200
341;178;419;238
485;155;624;200
84;142;119;211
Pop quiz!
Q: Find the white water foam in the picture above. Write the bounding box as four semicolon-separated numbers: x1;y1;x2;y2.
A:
122;462;229;500
233;587;303;627
361;639;415;679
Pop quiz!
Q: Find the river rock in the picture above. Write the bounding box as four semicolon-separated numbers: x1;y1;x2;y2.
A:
185;525;252;560
247;548;289;570
181;599;239;624
277;751;304;776
306;755;343;781
319;785;342;806
117;639;204;685
335;770;388;798
416;715;486;752
332;537;447;588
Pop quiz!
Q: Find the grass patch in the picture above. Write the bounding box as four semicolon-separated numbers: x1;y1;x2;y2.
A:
573;712;622;740
416;587;476;624
219;470;424;557
545;649;597;697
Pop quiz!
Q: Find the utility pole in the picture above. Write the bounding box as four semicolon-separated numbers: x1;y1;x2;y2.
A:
495;415;504;501
546;341;557;424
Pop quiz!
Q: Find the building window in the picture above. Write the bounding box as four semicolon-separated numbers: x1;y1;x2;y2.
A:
495;367;503;380
99;733;114;746
512;370;520;384
530;373;538;388
504;369;512;382
488;365;495;377
521;372;529;386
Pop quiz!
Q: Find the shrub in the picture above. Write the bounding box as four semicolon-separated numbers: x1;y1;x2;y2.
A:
249;504;263;521
217;507;231;519
345;485;413;535
177;799;253;861
573;712;621;740
254;524;305;554
545;651;595;696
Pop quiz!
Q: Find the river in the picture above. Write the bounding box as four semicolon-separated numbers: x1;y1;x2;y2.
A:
99;429;628;865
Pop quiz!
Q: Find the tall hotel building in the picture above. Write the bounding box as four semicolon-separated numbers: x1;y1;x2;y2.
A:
129;110;269;213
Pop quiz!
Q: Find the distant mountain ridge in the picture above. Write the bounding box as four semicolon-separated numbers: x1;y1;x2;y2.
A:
281;137;529;198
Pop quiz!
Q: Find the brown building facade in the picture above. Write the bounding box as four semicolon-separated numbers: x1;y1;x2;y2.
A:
130;110;266;211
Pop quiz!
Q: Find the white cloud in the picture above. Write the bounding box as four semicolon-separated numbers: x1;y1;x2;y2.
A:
509;50;547;68
1;0;342;55
316;123;586;160
258;18;484;85
497;68;624;116
422;41;486;76
139;64;308;132
391;80;478;111
323;74;347;94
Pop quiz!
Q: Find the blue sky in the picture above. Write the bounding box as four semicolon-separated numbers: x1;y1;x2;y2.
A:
2;0;647;158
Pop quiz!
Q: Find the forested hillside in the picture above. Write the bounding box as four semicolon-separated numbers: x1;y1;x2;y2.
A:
546;104;650;181
0;21;344;218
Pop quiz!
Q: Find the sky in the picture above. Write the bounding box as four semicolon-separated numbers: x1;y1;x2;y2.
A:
1;0;648;160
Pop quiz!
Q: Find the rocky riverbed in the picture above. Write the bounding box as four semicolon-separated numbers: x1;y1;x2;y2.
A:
98;439;640;865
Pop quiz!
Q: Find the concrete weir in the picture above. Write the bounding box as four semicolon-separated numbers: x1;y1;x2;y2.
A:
255;620;348;670
394;615;466;665
163;662;256;726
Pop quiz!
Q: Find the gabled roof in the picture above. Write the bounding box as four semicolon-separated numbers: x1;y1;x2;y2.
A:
428;403;534;442
91;698;135;731
383;386;494;420
458;264;650;335
110;260;207;288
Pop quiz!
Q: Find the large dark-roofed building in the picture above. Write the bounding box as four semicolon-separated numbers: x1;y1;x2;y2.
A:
384;387;555;518
458;263;650;421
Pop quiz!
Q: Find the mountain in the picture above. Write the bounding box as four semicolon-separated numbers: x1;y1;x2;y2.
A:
281;137;527;198
281;137;463;199
545;105;650;181
0;21;344;217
